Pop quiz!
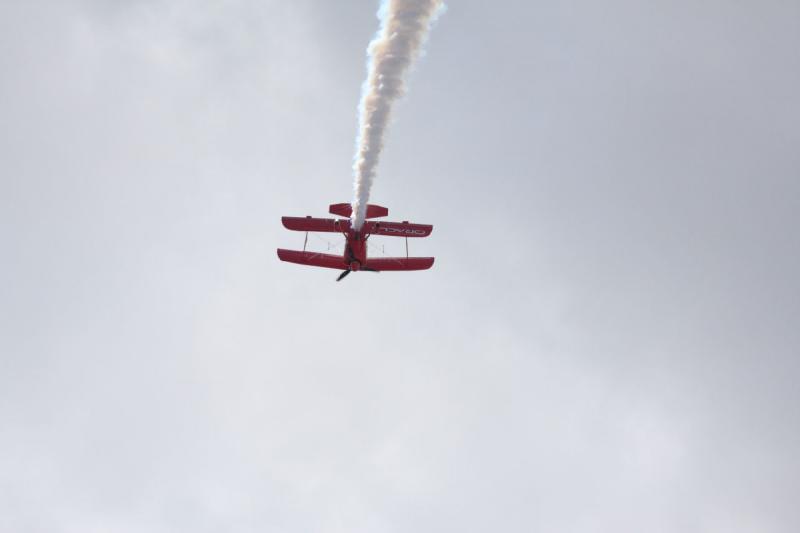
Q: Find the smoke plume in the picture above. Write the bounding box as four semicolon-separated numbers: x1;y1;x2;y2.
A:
351;0;445;230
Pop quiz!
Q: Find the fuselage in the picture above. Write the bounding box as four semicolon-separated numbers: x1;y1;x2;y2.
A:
343;230;368;270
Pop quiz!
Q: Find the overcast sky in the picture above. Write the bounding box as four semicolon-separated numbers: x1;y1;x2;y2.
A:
2;1;799;532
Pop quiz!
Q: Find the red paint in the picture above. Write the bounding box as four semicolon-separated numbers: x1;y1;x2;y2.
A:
277;203;434;276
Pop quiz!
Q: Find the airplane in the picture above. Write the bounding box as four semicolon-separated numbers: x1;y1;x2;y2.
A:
277;203;434;281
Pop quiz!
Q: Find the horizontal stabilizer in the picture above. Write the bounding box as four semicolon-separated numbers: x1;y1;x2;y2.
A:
329;203;388;219
364;257;435;271
277;249;347;270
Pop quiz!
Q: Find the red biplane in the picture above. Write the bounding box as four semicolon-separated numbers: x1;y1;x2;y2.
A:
277;203;434;281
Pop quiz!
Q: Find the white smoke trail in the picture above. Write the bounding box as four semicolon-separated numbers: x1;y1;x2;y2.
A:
351;0;445;230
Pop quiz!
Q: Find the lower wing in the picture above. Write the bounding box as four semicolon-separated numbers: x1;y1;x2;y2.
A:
277;249;347;270
363;257;435;271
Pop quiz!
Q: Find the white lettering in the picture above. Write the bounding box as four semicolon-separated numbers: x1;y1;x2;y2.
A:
380;227;427;236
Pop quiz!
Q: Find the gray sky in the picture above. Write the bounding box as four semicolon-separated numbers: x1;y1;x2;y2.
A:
2;1;799;532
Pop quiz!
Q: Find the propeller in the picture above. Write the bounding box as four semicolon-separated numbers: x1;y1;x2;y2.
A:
336;248;379;281
335;266;379;282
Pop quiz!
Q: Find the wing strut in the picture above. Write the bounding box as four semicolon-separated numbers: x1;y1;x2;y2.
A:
303;232;308;252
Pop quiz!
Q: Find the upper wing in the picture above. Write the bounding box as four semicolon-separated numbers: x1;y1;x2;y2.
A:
282;217;350;233
363;257;435;271
283;217;432;238
364;220;433;238
277;249;347;270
